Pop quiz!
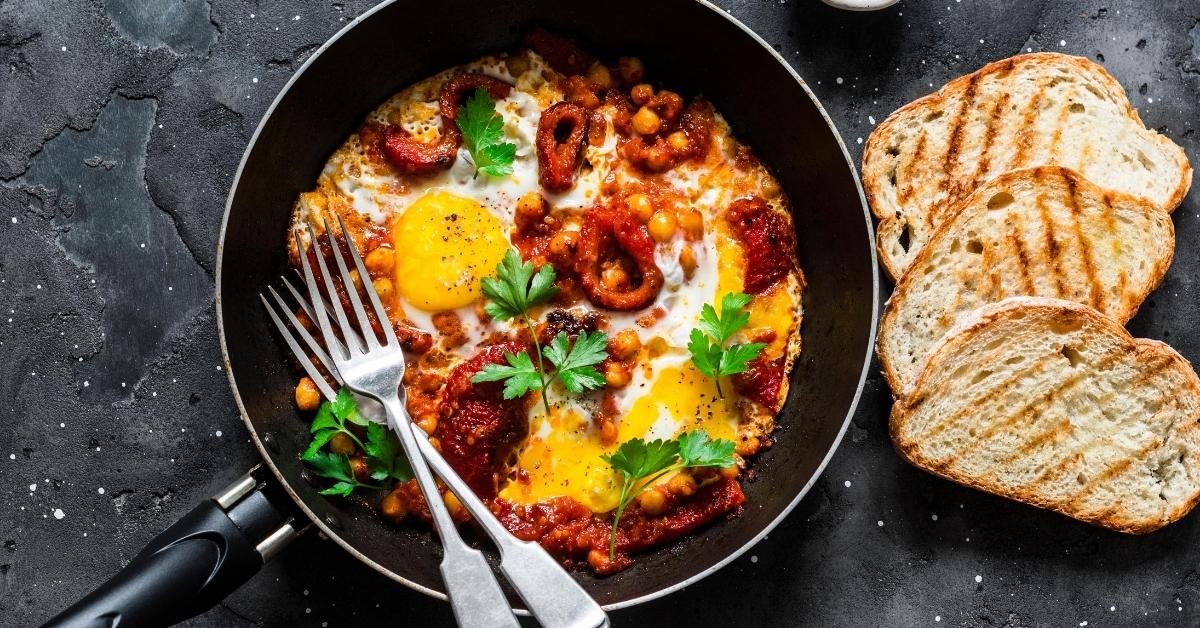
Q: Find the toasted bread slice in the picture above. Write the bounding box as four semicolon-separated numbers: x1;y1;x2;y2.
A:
891;297;1200;534
877;167;1174;394
863;53;1192;279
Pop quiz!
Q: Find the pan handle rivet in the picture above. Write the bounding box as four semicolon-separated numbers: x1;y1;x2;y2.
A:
323;513;343;530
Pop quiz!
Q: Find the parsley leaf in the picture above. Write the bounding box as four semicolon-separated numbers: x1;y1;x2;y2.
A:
677;431;737;468
301;450;374;497
472;350;545;399
456;88;517;179
600;430;737;558
601;438;681;482
698;292;753;344
688;292;767;398
301;388;411;495
474;251;607;415
364;422;414;483
480;250;558;322
543;330;609;394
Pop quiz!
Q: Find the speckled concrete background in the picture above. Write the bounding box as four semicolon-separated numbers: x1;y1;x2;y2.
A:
2;1;1199;626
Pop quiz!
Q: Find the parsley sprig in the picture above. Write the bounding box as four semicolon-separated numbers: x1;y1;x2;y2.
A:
301;388;413;497
600;431;736;558
472;250;608;414
687;292;767;398
456;87;517;178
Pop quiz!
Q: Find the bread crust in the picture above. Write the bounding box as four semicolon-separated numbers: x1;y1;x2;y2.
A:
876;166;1176;395
863;52;1193;281
890;297;1200;534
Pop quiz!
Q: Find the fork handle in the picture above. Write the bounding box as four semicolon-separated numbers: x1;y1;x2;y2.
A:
413;425;610;628
378;395;519;628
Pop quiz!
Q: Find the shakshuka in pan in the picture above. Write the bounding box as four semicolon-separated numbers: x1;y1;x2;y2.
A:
285;30;804;574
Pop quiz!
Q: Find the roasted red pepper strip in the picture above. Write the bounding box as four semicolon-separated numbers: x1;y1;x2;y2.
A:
536;102;590;192
372;73;512;175
575;203;663;311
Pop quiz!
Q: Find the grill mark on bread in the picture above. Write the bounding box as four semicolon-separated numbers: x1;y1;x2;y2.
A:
968;89;1011;195
1007;227;1037;294
941;73;982;204
1064;173;1104;310
898;131;928;205
1010;85;1046;169
1047;99;1074;164
948;370;1091;471
1021;357;1176;495
1035;192;1068;296
914;349;1064;446
938;346;1127;473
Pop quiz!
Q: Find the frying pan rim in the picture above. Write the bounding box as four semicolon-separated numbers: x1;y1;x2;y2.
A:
214;0;880;612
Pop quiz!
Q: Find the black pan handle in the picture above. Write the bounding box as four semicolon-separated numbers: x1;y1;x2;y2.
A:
43;466;303;628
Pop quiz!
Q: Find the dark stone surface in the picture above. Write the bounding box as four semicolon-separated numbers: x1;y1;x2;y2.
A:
2;0;1198;626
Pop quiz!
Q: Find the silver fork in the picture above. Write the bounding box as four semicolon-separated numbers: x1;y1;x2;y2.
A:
285;215;608;628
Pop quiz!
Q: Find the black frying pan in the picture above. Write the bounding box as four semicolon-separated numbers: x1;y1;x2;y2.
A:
45;0;877;624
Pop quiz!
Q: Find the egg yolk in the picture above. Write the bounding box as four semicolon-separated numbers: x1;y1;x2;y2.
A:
715;226;794;359
499;362;739;512
392;191;508;312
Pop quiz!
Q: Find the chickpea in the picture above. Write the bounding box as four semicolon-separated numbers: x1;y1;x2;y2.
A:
372;277;394;303
348;269;363;292
647;210;677;242
627;193;655;222
515;191;548;231
416;413;438;434
364;246;396;275
601;266;629;291
587;63;614;88
637;487;669;516
598;417;618;445
644;145;672;171
587;548;609;571
295;309;315;332
630;83;654;106
350;456;371;482
667;131;689;151
618;57;645;84
605;362;631;389
443;491;467;521
295;377;322;411
380;490;408;523
679;246;697;278
548;230;579;257
719;464;740;480
677;208;704;239
667;472;697;497
329;432;356;456
609;329;641;360
632;106;661;135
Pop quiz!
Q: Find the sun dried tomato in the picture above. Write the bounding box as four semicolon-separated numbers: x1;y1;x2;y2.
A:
724;196;795;295
436;342;530;498
733;355;787;412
